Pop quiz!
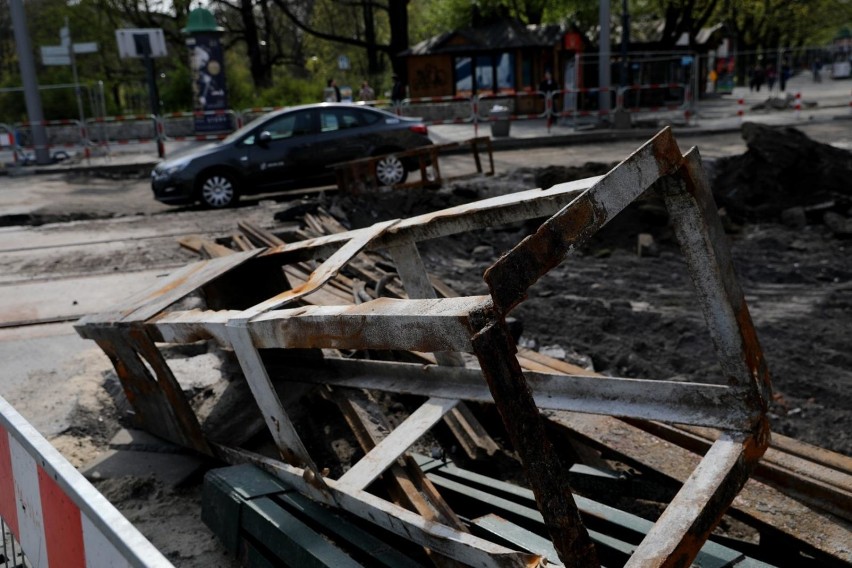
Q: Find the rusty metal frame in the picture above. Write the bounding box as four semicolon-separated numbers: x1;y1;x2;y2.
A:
76;128;772;567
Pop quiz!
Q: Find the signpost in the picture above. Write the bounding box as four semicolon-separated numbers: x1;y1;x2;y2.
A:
115;28;168;156
39;21;98;160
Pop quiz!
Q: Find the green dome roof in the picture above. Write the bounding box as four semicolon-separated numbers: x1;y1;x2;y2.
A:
182;8;224;34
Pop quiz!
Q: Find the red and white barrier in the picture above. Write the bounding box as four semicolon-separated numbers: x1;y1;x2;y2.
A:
795;92;802;120
0;396;172;567
738;98;745;123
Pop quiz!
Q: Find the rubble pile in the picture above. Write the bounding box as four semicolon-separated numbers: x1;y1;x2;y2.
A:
712;122;852;234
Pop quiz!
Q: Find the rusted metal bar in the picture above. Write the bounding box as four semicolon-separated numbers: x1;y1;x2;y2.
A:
248;297;485;352
76;129;793;567
631;421;852;522
75;250;260;332
258;178;599;263
86;327;210;454
484;128;683;313
546;411;852;565
662;149;772;412
624;430;765;567
470;312;599;567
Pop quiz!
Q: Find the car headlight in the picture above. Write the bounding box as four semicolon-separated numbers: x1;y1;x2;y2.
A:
157;157;192;177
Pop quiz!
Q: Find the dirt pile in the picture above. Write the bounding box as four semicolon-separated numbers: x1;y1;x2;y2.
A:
712;122;852;234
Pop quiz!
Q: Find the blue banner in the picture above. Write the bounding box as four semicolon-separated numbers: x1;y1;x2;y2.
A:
187;33;230;133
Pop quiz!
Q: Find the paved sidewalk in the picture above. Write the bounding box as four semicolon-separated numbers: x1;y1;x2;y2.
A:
2;71;849;177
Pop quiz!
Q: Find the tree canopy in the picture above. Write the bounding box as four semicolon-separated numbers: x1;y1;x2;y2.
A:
1;0;849;122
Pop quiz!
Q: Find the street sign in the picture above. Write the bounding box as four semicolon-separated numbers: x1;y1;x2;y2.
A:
42;55;71;66
41;46;68;57
115;29;167;58
41;46;70;65
338;55;350;70
74;42;98;54
40;42;98;65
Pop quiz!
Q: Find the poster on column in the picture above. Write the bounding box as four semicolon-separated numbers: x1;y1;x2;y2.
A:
187;34;230;132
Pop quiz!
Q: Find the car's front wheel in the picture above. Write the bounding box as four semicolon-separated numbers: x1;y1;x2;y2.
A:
198;171;239;208
375;154;407;186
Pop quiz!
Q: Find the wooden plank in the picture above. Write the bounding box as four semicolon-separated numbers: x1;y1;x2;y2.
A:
336;398;459;492
245;220;398;315
238;220;286;247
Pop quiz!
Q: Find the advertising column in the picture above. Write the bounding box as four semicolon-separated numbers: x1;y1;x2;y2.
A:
183;9;229;133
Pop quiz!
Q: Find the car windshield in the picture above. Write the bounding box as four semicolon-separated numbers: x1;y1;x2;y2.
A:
221;111;287;145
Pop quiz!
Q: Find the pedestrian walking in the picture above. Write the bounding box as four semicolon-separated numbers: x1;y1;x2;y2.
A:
324;78;342;102
766;64;777;91
539;70;558;131
358;81;375;102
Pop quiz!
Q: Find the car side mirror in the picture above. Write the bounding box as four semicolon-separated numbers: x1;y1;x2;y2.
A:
258;131;272;146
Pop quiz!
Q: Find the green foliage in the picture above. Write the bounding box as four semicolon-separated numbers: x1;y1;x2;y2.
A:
159;65;192;112
255;74;327;107
1;0;848;123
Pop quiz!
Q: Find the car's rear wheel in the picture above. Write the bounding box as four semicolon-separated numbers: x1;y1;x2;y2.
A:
198;171;239;208
375;154;407;186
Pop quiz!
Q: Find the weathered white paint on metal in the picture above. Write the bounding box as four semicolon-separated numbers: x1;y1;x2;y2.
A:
0;396;172;568
248;296;489;352
273;358;755;430
226;321;323;476
122;250;260;323
624;434;746;567
216;445;542;568
388;238;466;368
259;178;601;263
149;309;240;345
664;149;771;406
336;397;459;491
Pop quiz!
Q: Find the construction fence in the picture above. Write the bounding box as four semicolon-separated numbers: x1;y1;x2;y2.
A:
0;396;173;567
3;48;849;162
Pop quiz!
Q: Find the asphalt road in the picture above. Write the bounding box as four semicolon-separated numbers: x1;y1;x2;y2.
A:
1;120;850;221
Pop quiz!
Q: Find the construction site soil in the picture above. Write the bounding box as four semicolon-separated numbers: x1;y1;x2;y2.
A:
329;134;852;459
4;124;850;566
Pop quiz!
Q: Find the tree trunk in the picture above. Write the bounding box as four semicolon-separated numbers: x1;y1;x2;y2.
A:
240;0;271;88
387;0;409;79
362;0;381;76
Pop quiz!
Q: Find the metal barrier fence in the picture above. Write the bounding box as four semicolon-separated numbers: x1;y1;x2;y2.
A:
2;518;28;567
0;395;173;568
